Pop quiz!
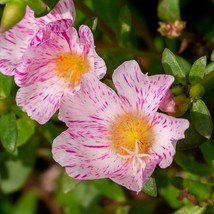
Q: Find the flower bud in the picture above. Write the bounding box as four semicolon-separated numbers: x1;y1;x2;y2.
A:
0;0;26;32
0;98;11;115
158;20;186;39
159;90;177;113
168;95;190;117
189;83;205;100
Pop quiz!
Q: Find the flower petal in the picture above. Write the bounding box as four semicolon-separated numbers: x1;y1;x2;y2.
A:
52;130;123;179
59;73;124;127
15;23;78;87
112;60;174;116
0;8;35;75
36;0;76;26
151;112;189;168
110;153;159;192
79;25;106;79
0;0;75;76
16;77;65;124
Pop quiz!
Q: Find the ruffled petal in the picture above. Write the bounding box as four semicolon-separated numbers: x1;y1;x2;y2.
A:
36;0;76;26
79;25;106;79
52;130;123;179
112;60;174;116
151;112;189;168
59;73;124;127
16;77;65;124
15;23;78;87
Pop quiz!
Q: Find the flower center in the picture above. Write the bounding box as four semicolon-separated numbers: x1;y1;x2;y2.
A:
109;112;153;155
55;53;90;85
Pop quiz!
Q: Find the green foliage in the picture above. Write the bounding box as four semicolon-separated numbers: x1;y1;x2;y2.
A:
190;99;213;139
0;140;37;193
0;112;17;153
189;56;206;84
0;73;13;98
142;176;157;197
162;48;186;84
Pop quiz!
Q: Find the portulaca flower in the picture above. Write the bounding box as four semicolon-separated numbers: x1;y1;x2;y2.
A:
52;60;189;193
0;0;75;76
15;19;106;124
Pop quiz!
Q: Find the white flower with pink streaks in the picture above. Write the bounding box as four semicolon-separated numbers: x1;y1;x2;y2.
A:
0;0;75;76
52;60;189;193
15;19;106;124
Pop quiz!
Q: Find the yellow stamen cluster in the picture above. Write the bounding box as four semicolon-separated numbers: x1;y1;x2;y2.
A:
109;112;153;155
55;53;90;85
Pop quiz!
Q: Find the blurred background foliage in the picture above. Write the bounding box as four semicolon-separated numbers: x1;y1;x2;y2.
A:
0;0;214;213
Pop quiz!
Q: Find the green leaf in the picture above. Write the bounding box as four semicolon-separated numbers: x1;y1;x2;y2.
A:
205;62;214;74
190;99;213;139
200;140;214;170
0;73;13;98
12;191;38;214
175;55;191;75
116;207;129;214
173;204;206;214
174;152;212;176
157;0;181;22
0;139;37;193
17;117;35;146
162;48;186;84
142;176;157;197
189;56;206;83
62;170;81;194
0;112;17;153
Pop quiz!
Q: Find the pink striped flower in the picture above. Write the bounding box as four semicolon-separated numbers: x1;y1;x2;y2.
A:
52;60;189;193
15;20;106;124
0;0;75;76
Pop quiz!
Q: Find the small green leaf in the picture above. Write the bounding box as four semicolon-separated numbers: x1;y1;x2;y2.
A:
157;0;181;22
162;48;186;84
0;73;13;98
190;99;213;139
142;176;157;197
205;61;214;74
175;55;191;75
17;117;35;146
200;140;214;170
0;112;17;153
0;139;37;193
12;191;38;214
173;204;206;214
189;56;206;83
